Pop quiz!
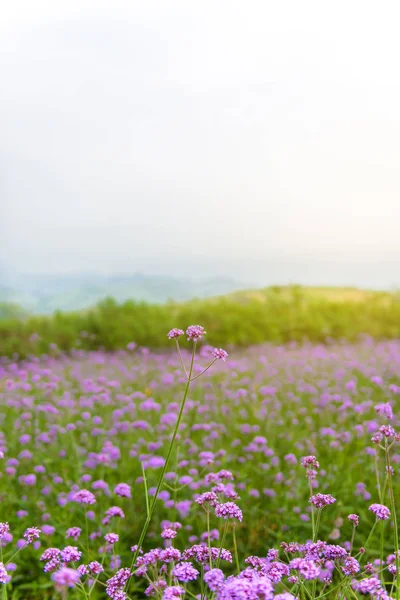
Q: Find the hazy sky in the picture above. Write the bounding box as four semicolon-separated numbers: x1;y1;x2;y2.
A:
2;0;400;286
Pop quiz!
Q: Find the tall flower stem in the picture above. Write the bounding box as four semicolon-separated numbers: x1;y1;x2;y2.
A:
233;524;240;574
130;343;196;573
206;510;212;570
309;479;315;541
1;545;7;600
380;519;384;578
190;359;217;381
84;508;90;561
385;440;399;600
357;520;378;561
350;526;356;554
216;522;229;569
175;340;188;378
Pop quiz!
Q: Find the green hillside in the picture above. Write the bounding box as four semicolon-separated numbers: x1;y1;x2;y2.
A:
0;302;30;320
215;285;396;304
1;285;400;358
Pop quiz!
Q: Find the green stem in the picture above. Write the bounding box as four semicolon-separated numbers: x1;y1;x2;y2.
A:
186;589;201;600
233;524;240;574
350;526;356;554
1;546;7;600
129;343;196;574
88;551;107;596
206;510;212;570
314;509;322;543
299;581;313;600
315;579;348;599
217;522;229;569
385;441;399;600
190;358;217;381
358;520;378;561
84;508;90;561
175;340;188;378
309;479;315;541
172;445;180;522
375;454;383;502
141;462;150;518
3;546;23;567
77;580;89;600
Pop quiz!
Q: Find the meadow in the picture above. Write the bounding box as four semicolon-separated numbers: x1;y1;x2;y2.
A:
0;323;400;599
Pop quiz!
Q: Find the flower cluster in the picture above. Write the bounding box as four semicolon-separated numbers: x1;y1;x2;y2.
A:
309;494;336;509
214;502;243;522
185;325;206;342
301;455;319;480
167;329;184;339
73;490;96;505
369;503;391;520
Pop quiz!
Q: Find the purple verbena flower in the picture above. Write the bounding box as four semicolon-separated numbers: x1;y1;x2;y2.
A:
114;483;131;498
78;564;89;576
342;557;360;576
217;574;274;600
163;586;185;600
380;425;396;438
204;568;225;592
375;403;393;420
73;489;96;505
309;494;336;509
167;329;184;340
41;548;61;562
24;527;41;543
352;576;384;595
105;533;119;544
160;548;182;563
52;567;81;588
186;325;206;342
215;502;243;522
61;546;82;563
0;563;11;584
89;561;104;574
105;568;131;599
369;504;391;520
66;527;82;540
297;559;321;580
171;561;199;582
182;545;232;564
348;514;360;526
301;456;320;470
0;523;10;540
161;528;177;539
195;492;219;507
212;348;228;361
106;507;125;519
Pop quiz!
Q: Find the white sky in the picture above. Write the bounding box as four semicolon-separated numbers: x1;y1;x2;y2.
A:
1;0;400;286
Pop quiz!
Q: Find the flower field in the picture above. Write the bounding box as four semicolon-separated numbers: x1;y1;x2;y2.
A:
1;326;400;599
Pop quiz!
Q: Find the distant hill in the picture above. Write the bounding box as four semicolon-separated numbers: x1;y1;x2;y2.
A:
219;285;399;304
0;271;248;314
0;302;30;320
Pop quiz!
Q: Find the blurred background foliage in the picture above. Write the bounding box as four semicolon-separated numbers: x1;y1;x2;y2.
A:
1;286;400;358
